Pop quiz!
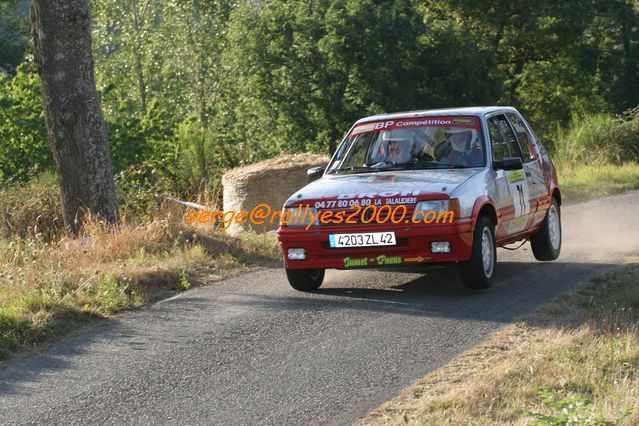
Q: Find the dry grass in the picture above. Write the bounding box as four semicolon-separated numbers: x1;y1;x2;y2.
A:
0;205;281;361
0;173;64;241
361;262;639;425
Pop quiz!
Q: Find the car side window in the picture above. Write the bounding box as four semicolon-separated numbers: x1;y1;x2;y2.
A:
487;114;522;161
506;113;536;162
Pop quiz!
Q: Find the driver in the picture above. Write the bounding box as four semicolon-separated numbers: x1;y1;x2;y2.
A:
437;127;482;167
372;129;413;165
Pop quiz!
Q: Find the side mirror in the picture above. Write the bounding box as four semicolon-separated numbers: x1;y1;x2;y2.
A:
307;166;325;182
493;157;523;171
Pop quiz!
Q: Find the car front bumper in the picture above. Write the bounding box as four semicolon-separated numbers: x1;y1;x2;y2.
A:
277;219;474;270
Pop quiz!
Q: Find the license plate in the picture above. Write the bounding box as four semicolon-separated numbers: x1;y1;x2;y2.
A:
328;232;396;248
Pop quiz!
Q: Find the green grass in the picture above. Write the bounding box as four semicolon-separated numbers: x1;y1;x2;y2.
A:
0;289;103;360
552;108;639;169
557;162;639;203
550;108;639;203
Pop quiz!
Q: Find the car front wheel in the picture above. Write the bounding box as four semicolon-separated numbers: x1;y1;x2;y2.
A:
286;268;325;291
530;198;561;261
459;216;496;289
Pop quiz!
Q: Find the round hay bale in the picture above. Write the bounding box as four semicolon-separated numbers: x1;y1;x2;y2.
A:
222;153;330;235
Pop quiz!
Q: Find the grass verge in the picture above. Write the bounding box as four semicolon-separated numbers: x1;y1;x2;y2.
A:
0;212;281;362
558;162;639;204
361;259;639;425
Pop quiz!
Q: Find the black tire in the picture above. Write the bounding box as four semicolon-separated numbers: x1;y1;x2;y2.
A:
286;268;325;291
460;216;496;289
530;198;561;261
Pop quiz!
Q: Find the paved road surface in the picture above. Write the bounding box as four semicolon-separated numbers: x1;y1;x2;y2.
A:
1;191;638;425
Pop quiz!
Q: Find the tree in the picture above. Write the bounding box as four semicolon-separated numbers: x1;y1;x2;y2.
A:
30;0;118;235
221;0;500;155
222;0;428;154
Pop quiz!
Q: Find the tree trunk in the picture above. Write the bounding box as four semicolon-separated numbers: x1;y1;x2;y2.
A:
30;0;118;235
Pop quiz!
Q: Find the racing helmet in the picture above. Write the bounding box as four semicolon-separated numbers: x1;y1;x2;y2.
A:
445;127;477;149
379;128;414;163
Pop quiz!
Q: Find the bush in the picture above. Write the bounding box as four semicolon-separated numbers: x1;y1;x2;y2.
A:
553;107;639;168
0;173;63;241
0;61;51;183
614;107;639;161
113;164;168;223
148;119;230;201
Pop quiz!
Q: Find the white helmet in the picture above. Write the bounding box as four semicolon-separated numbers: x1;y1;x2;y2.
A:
376;129;414;163
445;127;477;147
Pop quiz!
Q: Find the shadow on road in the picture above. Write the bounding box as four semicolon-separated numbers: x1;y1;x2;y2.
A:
204;261;614;322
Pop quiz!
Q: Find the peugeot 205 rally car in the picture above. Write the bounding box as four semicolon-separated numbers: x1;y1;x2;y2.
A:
277;107;562;291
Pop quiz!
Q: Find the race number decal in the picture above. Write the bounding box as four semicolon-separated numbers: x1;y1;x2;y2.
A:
507;170;530;219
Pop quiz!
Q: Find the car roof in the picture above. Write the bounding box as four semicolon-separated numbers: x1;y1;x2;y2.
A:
354;106;518;125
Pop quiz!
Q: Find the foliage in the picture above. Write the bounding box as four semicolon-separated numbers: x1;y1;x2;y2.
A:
524;388;592;425
553;107;639;168
177;265;191;291
515;57;607;137
96;274;142;314
416;0;639;138
585;0;639;113
105;99;175;174
226;1;411;152
0;61;51;182
221;0;500;153
147;119;227;199
0;0;638;197
0;0;29;74
524;388;631;425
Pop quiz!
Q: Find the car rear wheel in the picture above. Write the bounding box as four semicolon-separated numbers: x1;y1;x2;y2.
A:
286;268;325;291
530;198;561;261
460;216;496;289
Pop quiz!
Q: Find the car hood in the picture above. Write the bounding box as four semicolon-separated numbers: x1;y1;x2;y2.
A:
286;168;482;206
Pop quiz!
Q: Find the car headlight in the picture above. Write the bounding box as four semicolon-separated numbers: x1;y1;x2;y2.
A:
412;200;451;221
282;206;319;227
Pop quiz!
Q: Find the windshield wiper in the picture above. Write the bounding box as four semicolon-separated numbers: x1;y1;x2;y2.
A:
373;163;476;171
330;161;471;174
329;166;374;175
369;160;436;172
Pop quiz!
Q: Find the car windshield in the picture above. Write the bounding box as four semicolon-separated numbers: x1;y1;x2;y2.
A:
327;116;484;174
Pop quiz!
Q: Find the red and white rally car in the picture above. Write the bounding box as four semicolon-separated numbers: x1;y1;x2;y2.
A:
277;107;562;291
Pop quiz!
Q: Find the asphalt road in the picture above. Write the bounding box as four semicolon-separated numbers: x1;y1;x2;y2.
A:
1;191;639;425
